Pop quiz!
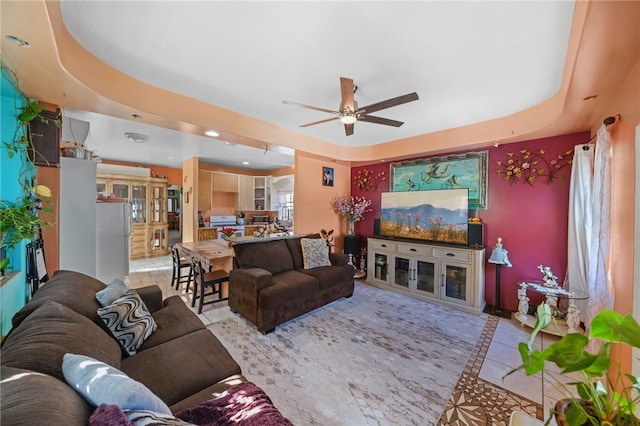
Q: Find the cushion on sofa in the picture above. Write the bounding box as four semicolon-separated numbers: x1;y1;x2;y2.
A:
138;296;205;351
11;270;106;328
2;301;122;380
120;329;242;407
97;290;158;356
169;374;247;414
301;238;331;269
0;366;94;426
258;270;319;309
300;264;354;291
233;240;293;274
96;278;129;306
285;234;320;270
62;353;172;415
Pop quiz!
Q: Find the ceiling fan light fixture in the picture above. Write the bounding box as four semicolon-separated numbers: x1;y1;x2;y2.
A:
125;132;149;143
339;113;357;125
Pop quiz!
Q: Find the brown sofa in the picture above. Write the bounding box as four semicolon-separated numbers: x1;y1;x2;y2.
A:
229;235;355;334
0;270;254;424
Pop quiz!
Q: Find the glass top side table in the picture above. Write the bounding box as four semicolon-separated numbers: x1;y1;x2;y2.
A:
515;281;589;336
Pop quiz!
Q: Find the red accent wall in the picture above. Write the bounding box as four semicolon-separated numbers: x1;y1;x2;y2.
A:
352;132;588;311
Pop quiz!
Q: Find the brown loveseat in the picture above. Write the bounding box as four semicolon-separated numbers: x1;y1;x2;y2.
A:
229;235;355;334
0;270;288;425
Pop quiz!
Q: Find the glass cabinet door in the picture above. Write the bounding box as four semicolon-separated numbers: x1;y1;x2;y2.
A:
151;228;167;251
373;253;389;282
96;182;107;198
112;182;129;199
131;184;147;224
442;263;469;303
415;259;437;295
151;185;166;223
393;256;410;289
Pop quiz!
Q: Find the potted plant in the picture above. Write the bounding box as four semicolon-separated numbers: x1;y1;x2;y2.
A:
505;303;640;425
0;185;52;273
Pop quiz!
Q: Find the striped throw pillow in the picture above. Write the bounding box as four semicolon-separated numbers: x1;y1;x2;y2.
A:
97;290;157;356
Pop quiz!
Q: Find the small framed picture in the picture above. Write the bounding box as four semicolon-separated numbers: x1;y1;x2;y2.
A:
322;167;334;187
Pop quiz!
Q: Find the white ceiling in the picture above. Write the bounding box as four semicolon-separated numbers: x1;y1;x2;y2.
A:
57;1;575;170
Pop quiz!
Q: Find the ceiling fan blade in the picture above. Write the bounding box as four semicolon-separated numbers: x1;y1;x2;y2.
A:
359;115;404;127
300;116;339;127
357;92;419;115
344;122;354;136
282;100;338;115
340;77;355;112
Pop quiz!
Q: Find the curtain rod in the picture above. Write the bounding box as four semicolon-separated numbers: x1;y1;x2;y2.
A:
581;114;621;151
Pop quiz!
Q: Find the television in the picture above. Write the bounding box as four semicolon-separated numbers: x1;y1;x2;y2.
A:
380;188;469;245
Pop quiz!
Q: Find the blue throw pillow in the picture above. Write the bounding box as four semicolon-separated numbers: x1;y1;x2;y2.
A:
62;353;171;415
96;278;129;307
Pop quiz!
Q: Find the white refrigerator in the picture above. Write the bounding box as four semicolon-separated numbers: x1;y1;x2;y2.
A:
59;157;97;276
96;202;131;283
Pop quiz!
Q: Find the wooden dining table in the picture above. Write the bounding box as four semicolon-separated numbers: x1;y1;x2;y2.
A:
174;239;234;272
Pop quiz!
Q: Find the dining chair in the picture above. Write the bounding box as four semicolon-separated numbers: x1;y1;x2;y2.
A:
171;246;193;293
191;258;229;314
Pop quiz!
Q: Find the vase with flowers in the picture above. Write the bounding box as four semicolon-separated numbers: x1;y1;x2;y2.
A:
331;195;372;235
219;227;237;247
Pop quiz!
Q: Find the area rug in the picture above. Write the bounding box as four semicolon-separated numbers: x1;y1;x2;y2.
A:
208;282;487;425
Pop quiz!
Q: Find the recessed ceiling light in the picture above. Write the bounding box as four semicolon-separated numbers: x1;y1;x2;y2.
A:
224;141;236;146
6;35;30;47
125;132;149;143
205;130;219;137
242;161;250;165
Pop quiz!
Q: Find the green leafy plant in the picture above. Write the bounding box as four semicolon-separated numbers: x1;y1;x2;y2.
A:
506;304;640;425
1;65;58;274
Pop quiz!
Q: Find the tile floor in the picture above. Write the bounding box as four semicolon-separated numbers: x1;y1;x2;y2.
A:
127;255;578;424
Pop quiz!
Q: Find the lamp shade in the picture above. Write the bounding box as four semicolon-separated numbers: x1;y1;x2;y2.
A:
488;237;512;267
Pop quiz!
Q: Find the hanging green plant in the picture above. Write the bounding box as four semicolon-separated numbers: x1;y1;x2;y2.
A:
1;65;59;274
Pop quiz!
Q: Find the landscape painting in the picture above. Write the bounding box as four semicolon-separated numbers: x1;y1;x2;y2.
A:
389;150;488;209
380;188;469;245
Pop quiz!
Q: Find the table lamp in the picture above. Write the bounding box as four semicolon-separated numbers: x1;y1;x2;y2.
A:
485;237;513;318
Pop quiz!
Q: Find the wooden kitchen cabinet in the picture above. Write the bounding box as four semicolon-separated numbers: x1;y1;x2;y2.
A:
198;228;218;241
198;170;212;210
237;175;254;211
212;172;238;192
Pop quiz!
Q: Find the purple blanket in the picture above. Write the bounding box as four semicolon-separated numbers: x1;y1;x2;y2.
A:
176;382;293;426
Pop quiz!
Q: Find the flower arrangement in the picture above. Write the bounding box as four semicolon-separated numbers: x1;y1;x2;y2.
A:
219;227;237;238
331;195;372;223
495;148;574;185
331;195;372;235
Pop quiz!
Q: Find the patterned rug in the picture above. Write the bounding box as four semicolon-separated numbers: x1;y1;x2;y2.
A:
209;282;487;425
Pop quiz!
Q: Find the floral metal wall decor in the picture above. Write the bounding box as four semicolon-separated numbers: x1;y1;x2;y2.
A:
353;169;386;191
495;148;574;185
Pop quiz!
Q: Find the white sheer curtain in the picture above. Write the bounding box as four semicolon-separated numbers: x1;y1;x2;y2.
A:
565;124;613;330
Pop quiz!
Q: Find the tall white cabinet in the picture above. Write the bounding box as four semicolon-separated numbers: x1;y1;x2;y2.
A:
59;157;97;276
367;238;486;314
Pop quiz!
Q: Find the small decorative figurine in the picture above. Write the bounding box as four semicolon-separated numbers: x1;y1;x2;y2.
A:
538;265;559;288
517;284;530;318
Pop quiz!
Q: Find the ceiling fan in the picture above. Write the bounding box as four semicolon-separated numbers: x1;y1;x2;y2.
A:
283;77;419;136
